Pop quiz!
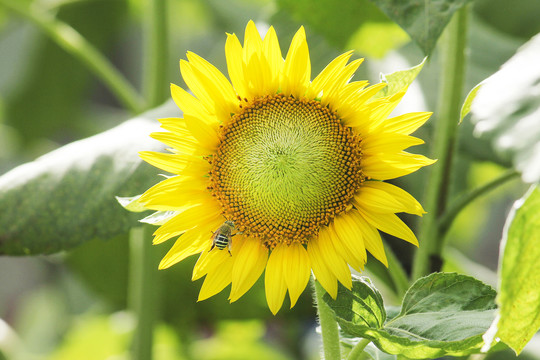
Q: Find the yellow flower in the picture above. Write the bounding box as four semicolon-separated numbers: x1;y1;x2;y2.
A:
139;21;434;314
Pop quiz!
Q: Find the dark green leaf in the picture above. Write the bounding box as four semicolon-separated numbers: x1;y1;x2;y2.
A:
369;0;472;55
483;186;540;354
470;34;540;183
0;102;178;255
325;273;497;359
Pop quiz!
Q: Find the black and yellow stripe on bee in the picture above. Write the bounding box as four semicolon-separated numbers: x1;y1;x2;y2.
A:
213;233;230;250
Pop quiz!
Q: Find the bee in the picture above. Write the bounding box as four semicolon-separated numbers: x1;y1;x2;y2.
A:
210;220;236;255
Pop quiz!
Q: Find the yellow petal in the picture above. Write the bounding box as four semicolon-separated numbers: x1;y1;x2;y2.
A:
357;208;419;246
180;60;217;116
230;237;268;302
263;26;283;94
321;58;364;107
243;20;264;63
308;236;338;299
355;181;425;216
186;52;240;116
383;112;432;135
281;26;311;98
193;241;234;281
307;51;353;100
362;152;436;180
265;243;288;315
348;211;388;267
225;33;247;97
159;227;211;269
139;151;193;174
198;257;234;301
331;212;367;271
243;49;272;98
142;187;211;211
317;227;352;290
150;131;198;154
282;242;311;308
170;84;216;125
157;117;187;134
153;201;222;240
339;83;387;125
361;133;424;155
139;175;204;204
183;114;219;151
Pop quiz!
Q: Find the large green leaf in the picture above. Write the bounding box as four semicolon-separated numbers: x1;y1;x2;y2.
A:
483;186;540;354
369;0;472;55
276;0;407;58
324;273;497;359
0;102;178;255
470;33;540;183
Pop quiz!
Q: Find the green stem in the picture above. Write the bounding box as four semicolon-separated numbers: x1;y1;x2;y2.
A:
412;6;469;280
313;279;341;360
143;0;168;107
438;169;519;237
346;338;371;360
129;226;161;360
0;0;145;113
384;241;410;298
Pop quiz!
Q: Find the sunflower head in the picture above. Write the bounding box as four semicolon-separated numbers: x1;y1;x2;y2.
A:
138;20;434;314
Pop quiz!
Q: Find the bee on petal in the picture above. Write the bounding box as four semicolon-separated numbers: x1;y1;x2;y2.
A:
210;220;236;255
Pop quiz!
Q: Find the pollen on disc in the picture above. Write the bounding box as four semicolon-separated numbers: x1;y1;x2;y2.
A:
209;94;363;249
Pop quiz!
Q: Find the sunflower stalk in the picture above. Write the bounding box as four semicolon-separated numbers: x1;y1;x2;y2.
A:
0;0;146;113
313;279;342;360
412;6;469;279
128;225;161;360
142;0;168;107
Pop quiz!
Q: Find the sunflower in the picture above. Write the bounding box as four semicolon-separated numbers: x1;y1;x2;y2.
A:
138;21;434;314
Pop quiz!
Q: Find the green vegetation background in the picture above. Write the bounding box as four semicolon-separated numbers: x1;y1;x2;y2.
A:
0;0;539;359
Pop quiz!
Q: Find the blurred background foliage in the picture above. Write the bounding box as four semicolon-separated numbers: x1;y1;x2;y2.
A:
0;0;539;359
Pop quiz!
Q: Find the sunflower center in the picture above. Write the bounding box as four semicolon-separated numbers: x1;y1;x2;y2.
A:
209;94;363;248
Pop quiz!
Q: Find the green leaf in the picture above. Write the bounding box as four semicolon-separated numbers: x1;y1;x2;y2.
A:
369;0;472;55
376;57;427;98
460;83;483;123
324;273;497;359
276;0;407;57
470;34;540;183
0;102;178;255
483;186;540;355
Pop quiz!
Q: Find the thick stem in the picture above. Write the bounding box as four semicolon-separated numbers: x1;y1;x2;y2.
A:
142;0;168;107
346;338;371;360
129;226;161;360
1;0;145;113
412;6;469;280
313;279;341;360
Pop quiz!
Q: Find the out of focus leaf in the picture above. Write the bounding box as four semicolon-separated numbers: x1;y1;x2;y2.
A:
483;186;540;355
4;1;129;141
474;0;540;40
369;0;472;55
324;273;497;359
470;33;540;183
0;102;177;255
276;0;407;58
